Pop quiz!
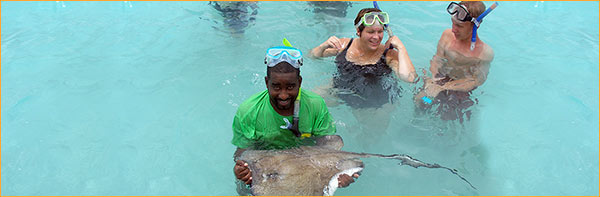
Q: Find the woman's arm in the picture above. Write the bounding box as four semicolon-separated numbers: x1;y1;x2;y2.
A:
386;36;417;83
310;36;347;58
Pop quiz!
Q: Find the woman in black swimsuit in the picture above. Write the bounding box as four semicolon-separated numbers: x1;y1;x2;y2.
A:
310;8;417;133
311;8;417;107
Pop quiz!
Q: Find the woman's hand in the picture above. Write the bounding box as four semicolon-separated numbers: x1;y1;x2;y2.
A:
386;35;417;83
387;36;405;51
311;36;344;58
322;36;343;51
234;160;252;185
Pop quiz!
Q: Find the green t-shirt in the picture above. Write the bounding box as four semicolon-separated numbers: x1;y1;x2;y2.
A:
231;89;336;150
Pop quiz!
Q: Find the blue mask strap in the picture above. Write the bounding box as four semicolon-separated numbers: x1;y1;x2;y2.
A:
471;2;498;50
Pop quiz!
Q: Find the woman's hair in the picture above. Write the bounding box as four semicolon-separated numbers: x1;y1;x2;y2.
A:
459;1;486;20
354;8;382;33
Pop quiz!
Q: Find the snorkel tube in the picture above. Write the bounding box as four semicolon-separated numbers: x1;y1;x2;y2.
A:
283;38;302;137
290;88;301;137
470;2;498;51
373;1;394;37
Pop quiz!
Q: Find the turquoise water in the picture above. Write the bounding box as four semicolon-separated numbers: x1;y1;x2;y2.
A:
1;1;598;195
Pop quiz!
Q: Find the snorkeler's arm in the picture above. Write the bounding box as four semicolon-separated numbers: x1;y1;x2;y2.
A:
429;29;454;78
386;36;417;83
472;46;494;86
440;49;493;92
310;37;348;58
438;78;478;92
430;30;452;78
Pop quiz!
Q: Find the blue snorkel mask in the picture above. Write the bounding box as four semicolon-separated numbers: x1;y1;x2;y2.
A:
264;46;303;69
447;2;498;51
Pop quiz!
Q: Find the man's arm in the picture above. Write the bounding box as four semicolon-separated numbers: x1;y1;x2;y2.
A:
232;107;254;185
430;29;452;78
439;45;494;92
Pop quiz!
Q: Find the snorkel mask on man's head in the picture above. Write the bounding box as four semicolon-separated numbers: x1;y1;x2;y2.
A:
447;2;475;23
264;46;303;69
447;1;498;51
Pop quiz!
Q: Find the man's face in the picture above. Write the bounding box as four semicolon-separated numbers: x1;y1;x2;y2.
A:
451;17;473;41
265;72;302;112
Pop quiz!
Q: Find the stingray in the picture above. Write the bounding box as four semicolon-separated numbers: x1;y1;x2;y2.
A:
237;135;475;196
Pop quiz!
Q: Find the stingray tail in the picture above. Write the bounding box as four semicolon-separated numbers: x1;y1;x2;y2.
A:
364;153;477;190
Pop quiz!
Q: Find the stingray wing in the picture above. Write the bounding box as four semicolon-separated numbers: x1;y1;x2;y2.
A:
241;146;363;196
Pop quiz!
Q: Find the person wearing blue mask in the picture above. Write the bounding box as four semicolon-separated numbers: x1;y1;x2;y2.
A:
232;44;359;195
415;1;496;122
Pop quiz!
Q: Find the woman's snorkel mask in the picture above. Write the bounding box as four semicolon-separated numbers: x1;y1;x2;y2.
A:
354;11;390;29
447;2;498;51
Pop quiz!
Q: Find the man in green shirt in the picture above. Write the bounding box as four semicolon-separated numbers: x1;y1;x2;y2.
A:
232;45;359;195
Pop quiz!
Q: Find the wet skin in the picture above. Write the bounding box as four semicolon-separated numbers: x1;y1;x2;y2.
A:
265;72;302;116
234;72;358;188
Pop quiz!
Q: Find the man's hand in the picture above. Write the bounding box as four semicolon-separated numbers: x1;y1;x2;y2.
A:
424;78;444;98
338;173;360;188
234;160;252;185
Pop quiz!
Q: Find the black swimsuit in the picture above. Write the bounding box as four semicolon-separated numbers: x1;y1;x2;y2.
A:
333;38;401;109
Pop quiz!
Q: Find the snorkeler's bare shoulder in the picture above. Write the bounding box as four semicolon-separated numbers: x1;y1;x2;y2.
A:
439;29;455;47
338;38;352;53
441;29;454;38
479;43;494;63
437;40;485;78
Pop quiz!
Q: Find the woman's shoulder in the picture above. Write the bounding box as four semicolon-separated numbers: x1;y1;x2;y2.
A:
339;37;352;43
339;37;352;49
